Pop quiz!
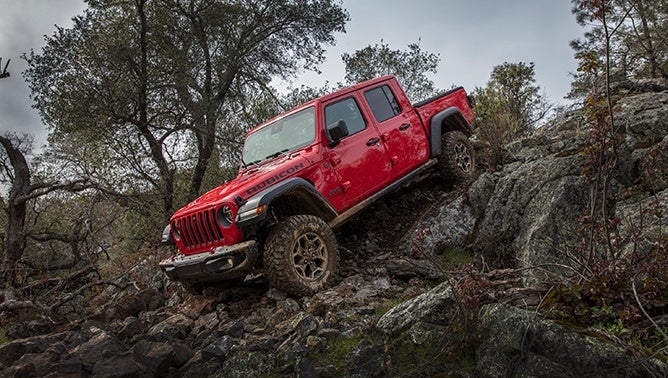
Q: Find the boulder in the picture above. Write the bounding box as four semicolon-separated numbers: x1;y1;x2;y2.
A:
475;303;666;377
147;313;194;342
91;353;147;377
68;326;128;370
131;340;177;375
615;188;668;255
474;89;668;284
0;332;67;366
400;195;476;257
475;133;589;283
377;281;456;336
639;135;668;192
618;90;668;149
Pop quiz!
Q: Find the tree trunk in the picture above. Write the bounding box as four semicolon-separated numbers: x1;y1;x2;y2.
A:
136;0;174;220
186;12;236;201
636;0;658;78
0;136;31;287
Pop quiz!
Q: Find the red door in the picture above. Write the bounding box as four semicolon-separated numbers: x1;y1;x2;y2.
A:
362;83;429;177
323;95;391;209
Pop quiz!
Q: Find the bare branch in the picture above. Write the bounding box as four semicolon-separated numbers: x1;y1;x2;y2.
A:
0;57;9;79
632;277;668;342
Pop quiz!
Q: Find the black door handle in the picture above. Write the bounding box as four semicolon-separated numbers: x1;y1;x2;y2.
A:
399;123;411;131
366;137;380;146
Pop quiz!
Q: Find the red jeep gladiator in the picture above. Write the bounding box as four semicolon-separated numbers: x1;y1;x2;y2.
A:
160;75;475;295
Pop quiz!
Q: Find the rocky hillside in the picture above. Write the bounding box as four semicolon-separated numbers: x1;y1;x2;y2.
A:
1;80;667;377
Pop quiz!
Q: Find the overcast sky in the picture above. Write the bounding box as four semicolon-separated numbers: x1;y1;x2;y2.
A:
0;0;583;149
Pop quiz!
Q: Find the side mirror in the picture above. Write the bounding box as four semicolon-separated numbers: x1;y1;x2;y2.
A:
327;120;349;147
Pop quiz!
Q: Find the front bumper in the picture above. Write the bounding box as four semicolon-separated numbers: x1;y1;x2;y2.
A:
159;240;258;283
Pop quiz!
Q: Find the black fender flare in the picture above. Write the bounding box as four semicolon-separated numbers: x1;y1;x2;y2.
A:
429;107;474;158
236;177;338;227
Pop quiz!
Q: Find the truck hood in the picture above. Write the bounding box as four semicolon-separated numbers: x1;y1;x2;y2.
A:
173;154;312;218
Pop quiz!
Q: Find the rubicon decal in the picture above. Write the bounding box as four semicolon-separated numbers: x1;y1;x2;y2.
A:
245;163;305;196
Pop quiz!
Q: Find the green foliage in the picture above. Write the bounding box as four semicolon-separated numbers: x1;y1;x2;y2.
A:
474;62;549;135
24;0;349;220
341;40;440;101
312;333;368;373
568;0;668;99
473;62;549;168
438;247;473;269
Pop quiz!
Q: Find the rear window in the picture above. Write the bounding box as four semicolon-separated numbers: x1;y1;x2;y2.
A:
364;85;402;123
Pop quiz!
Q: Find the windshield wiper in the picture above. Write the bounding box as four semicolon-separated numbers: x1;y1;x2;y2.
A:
265;149;289;160
242;159;262;169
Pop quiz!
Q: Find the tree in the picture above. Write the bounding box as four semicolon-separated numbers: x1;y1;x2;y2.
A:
568;0;667;99
471;62;550;168
24;0;349;221
0;133;90;287
478;62;549;134
571;0;630;262
341;40;440;101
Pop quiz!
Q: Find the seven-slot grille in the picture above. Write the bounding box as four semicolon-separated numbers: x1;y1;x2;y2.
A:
173;208;224;250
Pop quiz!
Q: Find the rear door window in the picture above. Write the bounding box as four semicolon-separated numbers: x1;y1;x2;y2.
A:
364;85;402;123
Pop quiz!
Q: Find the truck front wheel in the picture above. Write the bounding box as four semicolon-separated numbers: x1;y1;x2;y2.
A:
263;215;339;296
437;130;475;185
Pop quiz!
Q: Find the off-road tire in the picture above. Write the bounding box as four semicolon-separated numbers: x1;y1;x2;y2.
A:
437;130;475;185
263;215;339;296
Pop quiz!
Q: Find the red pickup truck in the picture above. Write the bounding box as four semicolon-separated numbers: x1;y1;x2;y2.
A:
160;75;475;295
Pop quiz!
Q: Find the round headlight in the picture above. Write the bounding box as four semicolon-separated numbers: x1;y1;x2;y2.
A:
170;222;180;240
219;205;234;226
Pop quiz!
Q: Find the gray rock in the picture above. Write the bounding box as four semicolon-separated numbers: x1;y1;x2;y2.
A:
295;357;317;378
201;335;237;362
92;352;147;377
476;303;666;377
116;316;145;341
346;339;384;378
220;351;277;378
99;288;164;323
468;172;496;219
384;257;444;279
377;281;456;335
6;319;54;339
515;174;589;284
131;340;176;375
475;127;589;283
147;313;194;342
401;195;476;257
615;188;668;255
640;135;668;191
172;342;194;367
11;350;60;377
618;90;668;149
290;312;319;338
68;326;127;369
0;332;66;366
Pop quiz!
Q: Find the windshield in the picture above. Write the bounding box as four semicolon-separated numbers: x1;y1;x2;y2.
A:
241;107;316;167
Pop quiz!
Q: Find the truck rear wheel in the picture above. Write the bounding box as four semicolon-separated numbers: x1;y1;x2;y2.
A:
263;215;339;296
437;131;475;185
